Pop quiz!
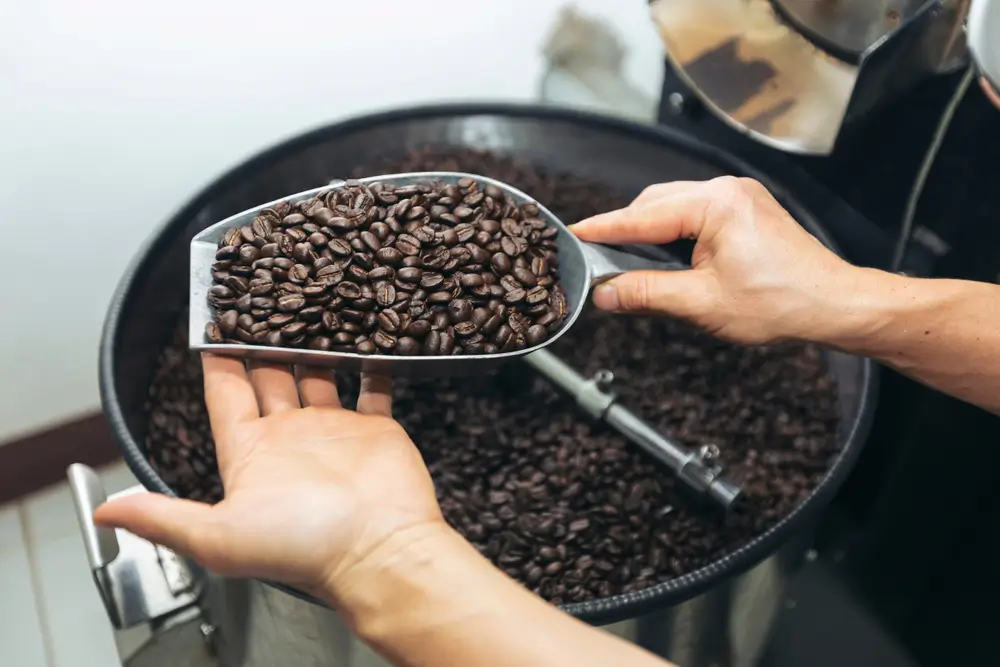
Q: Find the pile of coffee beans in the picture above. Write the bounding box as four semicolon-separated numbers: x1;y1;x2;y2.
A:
145;147;842;605
205;177;568;356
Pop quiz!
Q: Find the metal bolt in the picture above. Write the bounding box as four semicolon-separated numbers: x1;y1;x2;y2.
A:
698;443;720;462
667;92;687;116
200;623;218;655
593;369;614;391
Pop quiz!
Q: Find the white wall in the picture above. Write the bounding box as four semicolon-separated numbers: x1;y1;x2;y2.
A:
0;1;664;444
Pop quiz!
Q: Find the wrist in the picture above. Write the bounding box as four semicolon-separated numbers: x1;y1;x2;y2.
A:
320;522;492;642
800;266;907;351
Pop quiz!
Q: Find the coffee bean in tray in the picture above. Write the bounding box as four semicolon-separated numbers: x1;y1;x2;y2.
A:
205;177;569;356
148;146;841;605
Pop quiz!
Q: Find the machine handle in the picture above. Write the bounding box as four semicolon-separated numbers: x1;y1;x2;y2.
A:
68;463;120;571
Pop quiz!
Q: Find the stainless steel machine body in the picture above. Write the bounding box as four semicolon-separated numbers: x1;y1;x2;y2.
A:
69;466;802;667
650;0;973;154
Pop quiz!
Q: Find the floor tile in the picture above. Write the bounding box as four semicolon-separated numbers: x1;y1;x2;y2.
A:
0;502;49;667
22;482;120;667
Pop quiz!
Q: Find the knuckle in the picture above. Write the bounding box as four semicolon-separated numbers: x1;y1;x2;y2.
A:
619;273;654;310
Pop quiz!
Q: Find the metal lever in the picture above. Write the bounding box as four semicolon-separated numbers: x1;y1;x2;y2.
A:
524;350;742;510
68;464;213;665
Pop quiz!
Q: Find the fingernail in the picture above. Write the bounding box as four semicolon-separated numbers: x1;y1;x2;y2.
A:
592;283;620;311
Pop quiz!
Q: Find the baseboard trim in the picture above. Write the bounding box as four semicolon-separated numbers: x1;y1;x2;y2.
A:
0;413;119;504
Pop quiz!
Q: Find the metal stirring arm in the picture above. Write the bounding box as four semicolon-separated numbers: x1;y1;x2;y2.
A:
524;350;742;510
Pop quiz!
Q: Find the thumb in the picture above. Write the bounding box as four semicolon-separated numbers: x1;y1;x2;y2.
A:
94;493;217;561
592;270;713;318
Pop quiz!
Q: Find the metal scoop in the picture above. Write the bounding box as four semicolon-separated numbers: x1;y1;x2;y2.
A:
190;171;686;376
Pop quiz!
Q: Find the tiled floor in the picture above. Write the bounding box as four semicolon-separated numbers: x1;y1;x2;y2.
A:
0;460;139;667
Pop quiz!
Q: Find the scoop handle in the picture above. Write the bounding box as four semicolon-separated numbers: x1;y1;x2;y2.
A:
581;242;687;286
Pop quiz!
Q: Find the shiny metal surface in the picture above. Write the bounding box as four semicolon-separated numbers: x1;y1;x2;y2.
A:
968;0;1000;102
634;537;803;667
190;171;685;377
650;0;971;154
773;0;926;58
524;350;742;509
68;465;210;665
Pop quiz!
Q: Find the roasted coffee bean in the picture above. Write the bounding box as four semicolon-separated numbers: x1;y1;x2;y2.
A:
503;288;526;304
204;322;224;343
266;313;295;329
405;318;432;338
513;267;537;288
335;282;362;299
493;324;513;347
288;264;310;284
279;321;308;339
248;278;273;296
298;306;324;322
416;274;444;293
321;311;342;331
490;253;512;275
373;331;397;350
526;325;548;347
346;265;369;283
459;273;485;290
341;308;365;323
368;265;395;282
453;321;478;338
397;267;423;284
234;294;253;313
376;284;396;308
224;275;249;295
396;336;421;356
448;299;472;323
209;285;233;300
525;286;549;305
418;292;446;307
439;331;456;355
238;244;261;264
500;274;521;292
276;294;306;312
250;296;275;310
378;310;402;333
217;310;239;334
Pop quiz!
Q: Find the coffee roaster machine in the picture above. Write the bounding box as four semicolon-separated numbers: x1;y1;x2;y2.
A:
72;2;999;666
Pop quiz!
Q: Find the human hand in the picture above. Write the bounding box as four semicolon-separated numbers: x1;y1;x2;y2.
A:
94;355;446;598
571;176;860;345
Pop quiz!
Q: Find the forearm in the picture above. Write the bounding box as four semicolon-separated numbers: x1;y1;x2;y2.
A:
812;267;1000;414
327;525;673;667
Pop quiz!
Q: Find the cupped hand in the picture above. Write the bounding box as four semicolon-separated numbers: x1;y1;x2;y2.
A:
571;176;858;345
94;355;445;597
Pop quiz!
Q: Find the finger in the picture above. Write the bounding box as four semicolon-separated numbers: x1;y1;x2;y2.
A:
296;366;342;408
202;354;259;446
94;494;217;563
570;190;712;246
357;374;393;416
629;181;697;207
592;270;714;319
248;362;301;416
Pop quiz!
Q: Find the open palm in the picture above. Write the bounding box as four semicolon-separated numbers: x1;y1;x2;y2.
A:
95;355;444;595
